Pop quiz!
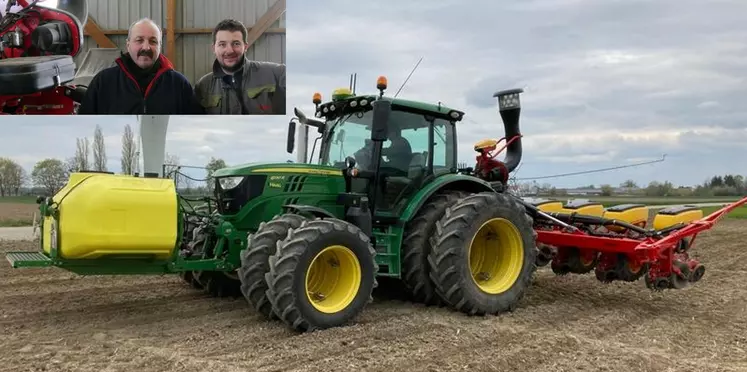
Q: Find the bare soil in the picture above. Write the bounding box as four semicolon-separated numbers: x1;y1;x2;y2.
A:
1;221;746;372
0;203;36;226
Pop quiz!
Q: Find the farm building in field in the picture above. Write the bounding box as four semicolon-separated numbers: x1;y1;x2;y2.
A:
73;0;286;85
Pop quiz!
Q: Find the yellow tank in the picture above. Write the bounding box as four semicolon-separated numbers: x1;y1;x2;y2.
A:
560;199;605;217
603;204;649;231
653;205;703;230
525;198;564;213
42;172;178;260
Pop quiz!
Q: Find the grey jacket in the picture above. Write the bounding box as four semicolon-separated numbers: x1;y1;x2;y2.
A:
194;56;286;115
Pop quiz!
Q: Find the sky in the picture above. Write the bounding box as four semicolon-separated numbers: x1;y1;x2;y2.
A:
1;0;746;188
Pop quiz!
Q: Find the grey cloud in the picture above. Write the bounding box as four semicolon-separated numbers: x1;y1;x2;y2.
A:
1;0;745;191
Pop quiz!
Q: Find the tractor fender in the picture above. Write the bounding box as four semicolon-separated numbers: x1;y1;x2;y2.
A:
399;174;495;224
282;204;336;219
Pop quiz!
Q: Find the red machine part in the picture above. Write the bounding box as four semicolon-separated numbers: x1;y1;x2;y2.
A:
533;196;747;290
1;0;83;58
0;0;83;114
0;86;77;114
473;135;521;183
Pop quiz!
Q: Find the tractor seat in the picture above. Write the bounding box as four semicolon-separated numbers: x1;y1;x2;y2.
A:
388;151;426;182
381;152;427;208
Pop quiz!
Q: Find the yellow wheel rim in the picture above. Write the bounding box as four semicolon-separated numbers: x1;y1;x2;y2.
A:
468;218;524;294
305;245;362;314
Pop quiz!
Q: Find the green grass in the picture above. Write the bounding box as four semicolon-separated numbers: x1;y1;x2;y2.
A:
701;205;747;219
584;195;741;205
0;196;37;204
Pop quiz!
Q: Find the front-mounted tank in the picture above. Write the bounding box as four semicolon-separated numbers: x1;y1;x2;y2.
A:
6;171;181;274
42;172;179;260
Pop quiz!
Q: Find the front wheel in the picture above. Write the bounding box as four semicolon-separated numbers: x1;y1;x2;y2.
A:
265;218;378;332
428;192;537;315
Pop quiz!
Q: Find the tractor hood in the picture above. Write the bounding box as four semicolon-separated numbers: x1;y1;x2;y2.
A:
212;162;344;178
211;162;348;218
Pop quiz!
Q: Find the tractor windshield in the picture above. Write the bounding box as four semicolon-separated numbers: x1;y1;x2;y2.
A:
320;108;455;176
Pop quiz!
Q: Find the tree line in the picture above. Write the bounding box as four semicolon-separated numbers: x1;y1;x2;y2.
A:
0;124;228;197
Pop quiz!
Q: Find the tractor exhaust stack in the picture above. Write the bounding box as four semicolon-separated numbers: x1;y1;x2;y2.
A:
493;88;524;173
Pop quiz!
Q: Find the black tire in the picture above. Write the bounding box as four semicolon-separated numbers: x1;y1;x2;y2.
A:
197;271;241;298
401;190;469;305
178;271;203;290
265;218;378;332
428;192;537;315
561;247;599;274
238;213;306;319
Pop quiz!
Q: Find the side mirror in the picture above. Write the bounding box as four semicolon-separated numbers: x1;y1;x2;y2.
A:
286;119;296;154
345;156;356;169
370;100;391;142
294;107;325;129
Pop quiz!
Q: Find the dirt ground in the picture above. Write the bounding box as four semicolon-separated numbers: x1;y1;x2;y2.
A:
0;203;36;224
1;221;746;372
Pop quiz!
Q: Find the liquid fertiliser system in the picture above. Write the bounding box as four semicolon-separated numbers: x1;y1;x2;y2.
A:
6;77;747;333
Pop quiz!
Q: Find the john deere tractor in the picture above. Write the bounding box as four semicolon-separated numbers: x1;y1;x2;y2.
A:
5;77;537;333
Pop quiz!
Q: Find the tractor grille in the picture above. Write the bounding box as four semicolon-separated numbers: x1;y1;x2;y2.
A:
283;175;307;192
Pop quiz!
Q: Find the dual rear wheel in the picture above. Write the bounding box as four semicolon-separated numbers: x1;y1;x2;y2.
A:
420;192;537;315
401;190;537;314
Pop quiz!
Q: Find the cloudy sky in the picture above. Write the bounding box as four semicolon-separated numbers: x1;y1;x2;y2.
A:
1;0;745;188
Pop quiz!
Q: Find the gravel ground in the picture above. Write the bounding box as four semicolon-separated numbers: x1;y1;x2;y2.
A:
1;220;746;372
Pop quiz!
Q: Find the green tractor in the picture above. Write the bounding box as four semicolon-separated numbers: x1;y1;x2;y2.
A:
5;76;538;333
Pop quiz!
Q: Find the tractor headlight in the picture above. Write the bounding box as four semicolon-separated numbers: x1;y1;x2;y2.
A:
218;176;242;190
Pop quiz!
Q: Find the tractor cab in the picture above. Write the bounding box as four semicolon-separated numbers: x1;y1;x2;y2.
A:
288;76;464;214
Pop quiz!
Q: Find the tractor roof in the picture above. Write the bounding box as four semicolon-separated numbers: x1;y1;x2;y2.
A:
315;88;465;122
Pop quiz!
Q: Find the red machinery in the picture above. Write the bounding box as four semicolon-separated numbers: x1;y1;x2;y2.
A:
471;137;747;291
528;199;747;290
0;0;88;114
473;135;521;185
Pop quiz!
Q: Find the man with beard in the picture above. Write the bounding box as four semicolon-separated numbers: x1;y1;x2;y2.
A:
194;19;286;115
78;18;202;114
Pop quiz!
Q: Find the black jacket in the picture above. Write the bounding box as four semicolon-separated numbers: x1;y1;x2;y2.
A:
78;53;203;115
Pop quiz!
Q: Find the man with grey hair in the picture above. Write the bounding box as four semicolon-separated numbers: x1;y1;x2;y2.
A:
79;17;202;114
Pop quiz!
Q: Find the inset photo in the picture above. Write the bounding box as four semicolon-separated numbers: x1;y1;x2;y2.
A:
0;0;286;116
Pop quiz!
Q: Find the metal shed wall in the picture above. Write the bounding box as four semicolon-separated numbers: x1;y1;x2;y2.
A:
74;0;285;84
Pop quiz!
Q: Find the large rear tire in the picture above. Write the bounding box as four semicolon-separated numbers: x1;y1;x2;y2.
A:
265;218;378;332
238;213;306;319
428;192;537;315
401;190;468;305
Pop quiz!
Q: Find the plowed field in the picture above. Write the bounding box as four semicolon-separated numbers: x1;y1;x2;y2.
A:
0;202;35;227
1;220;746;372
